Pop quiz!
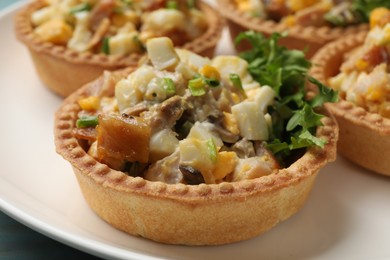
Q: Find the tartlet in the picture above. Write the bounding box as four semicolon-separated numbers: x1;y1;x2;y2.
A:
14;0;224;97
216;0;368;57
54;36;338;245
310;29;390;176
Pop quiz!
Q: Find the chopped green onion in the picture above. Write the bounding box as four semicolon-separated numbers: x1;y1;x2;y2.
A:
163;77;176;95
70;3;91;14
206;138;217;163
166;0;178;9
203;77;220;87
188;77;206;96
76;116;99;128
102;37;110;54
229;73;243;90
121;0;133;6
187;0;195;8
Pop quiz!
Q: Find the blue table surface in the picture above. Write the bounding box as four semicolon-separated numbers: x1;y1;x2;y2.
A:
0;1;101;259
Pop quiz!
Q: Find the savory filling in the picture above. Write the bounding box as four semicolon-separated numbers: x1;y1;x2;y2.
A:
329;7;390;118
74;33;335;185
235;0;390;28
31;0;207;55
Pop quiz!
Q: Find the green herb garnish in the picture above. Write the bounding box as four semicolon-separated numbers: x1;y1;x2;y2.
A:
188;77;206;96
166;0;178;9
163;77;176;95
203;77;220;87
76;116;99;128
102;37;110;54
187;0;195;8
236;31;338;162
70;3;91;14
206;138;217;163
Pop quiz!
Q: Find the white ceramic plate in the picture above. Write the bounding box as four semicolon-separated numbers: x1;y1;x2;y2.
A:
1;1;390;259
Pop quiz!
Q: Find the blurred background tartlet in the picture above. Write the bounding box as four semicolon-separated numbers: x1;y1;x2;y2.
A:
15;0;224;97
215;0;390;57
311;7;390;176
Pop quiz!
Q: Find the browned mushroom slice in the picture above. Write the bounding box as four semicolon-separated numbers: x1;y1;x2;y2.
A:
143;95;186;133
96;113;151;169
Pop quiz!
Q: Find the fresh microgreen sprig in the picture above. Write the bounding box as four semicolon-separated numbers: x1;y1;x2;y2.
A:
236;31;338;163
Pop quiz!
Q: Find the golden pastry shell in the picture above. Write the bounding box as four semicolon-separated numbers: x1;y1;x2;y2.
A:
216;0;368;58
310;31;390;176
14;0;224;97
54;67;339;245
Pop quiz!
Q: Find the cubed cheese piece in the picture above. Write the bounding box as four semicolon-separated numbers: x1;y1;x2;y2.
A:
31;6;55;26
231;101;268;141
146;37;179;71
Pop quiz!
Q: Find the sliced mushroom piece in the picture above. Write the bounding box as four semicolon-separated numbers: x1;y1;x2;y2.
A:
179;165;205;185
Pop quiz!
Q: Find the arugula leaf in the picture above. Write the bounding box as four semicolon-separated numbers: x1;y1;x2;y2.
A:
236;31;336;163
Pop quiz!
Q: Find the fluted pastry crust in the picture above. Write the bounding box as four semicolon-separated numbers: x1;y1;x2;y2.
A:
54;67;338;245
216;0;368;58
311;31;390;176
15;0;224;97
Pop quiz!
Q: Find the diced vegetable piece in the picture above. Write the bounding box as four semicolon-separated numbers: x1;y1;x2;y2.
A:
212;151;237;180
179;165;205;185
162;77;176;95
166;0;178;9
206;138;217;163
102;37;110;54
200;65;220;79
231;101;268;141
96;114;151;165
188;77;206;96
76;115;99;128
149;129;179;162
187;121;223;148
229;73;244;91
34;19;73;45
78;96;100;111
146;37;179;71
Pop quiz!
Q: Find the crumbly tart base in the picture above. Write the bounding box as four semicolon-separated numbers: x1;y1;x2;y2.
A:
216;0;368;58
54;67;338;245
14;0;224;97
311;31;390;176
